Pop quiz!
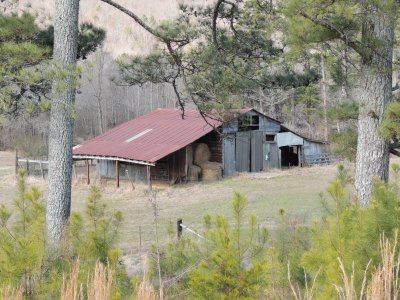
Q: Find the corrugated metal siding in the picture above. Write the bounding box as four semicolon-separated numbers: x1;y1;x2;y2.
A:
303;140;328;156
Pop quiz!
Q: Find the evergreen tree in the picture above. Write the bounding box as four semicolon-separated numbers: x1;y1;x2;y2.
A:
284;0;398;205
0;170;46;296
188;192;269;299
0;12;105;117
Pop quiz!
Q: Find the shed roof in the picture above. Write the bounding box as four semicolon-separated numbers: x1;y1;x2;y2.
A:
73;109;222;164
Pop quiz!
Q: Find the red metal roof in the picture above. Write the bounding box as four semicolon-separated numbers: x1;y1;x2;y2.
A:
73;109;222;164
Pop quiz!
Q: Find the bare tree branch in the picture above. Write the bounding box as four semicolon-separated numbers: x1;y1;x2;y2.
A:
99;0;165;40
213;0;225;48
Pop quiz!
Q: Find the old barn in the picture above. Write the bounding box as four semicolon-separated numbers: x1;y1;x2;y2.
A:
72;108;329;185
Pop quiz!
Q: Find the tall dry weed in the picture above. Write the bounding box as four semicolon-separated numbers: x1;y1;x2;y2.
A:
87;261;113;300
288;263;320;300
61;259;113;300
136;255;159;300
0;286;24;300
61;258;83;300
366;234;400;300
335;233;400;300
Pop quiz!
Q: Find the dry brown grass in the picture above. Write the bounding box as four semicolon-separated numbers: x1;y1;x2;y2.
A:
61;258;83;300
87;261;113;300
61;259;113;300
136;280;158;300
334;233;400;300
288;264;320;300
135;256;160;300
366;234;400;300
0;286;24;300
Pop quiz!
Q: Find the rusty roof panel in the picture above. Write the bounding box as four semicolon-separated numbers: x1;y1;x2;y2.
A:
73;109;222;163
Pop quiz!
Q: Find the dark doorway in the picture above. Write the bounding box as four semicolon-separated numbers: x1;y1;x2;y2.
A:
280;146;299;167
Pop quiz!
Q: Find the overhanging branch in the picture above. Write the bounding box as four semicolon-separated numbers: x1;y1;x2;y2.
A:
99;0;164;40
299;11;364;57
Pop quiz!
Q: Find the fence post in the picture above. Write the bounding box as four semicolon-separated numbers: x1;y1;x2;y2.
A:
26;159;29;176
177;219;183;239
139;226;142;252
15;149;18;175
39;161;44;179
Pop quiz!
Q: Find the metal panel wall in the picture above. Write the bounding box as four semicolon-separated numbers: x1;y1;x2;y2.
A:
223;135;236;175
303;140;328;156
263;142;279;169
251;131;264;172
235;132;251;172
259;117;281;132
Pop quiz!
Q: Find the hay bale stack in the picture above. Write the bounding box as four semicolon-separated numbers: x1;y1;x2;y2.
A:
187;145;194;166
188;164;201;181
200;161;222;182
194;143;211;166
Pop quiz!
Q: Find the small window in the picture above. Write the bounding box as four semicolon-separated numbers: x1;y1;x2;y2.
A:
265;134;275;142
238;115;260;131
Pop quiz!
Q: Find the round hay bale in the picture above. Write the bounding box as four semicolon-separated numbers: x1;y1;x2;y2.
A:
188;164;201;181
201;168;222;182
194;143;211;165
199;161;222;171
187;145;194;166
200;162;223;181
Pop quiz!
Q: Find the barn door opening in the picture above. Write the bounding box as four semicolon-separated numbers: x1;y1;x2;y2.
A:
280;145;302;168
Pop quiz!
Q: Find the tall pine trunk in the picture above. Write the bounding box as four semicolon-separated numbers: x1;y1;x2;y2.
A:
355;3;394;206
46;0;80;245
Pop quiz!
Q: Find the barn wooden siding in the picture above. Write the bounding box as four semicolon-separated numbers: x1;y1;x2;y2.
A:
222;111;281;175
149;148;186;183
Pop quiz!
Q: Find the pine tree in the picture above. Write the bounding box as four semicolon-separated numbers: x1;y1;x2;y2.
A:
188;192;269;299
0;170;46;296
284;0;398;205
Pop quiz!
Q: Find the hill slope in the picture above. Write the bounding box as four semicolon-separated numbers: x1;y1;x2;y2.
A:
16;0;211;56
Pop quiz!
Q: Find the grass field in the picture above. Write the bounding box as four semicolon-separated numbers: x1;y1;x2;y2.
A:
0;151;342;253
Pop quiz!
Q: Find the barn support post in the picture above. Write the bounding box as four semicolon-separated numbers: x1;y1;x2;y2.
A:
147;165;152;191
86;159;90;185
116;160;120;188
278;148;282;169
298;146;303;167
297;146;301;167
73;162;77;179
185;146;188;182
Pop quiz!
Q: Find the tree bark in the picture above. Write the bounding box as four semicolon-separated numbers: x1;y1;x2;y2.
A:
355;3;394;206
46;0;79;245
